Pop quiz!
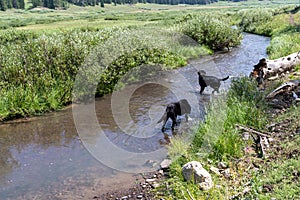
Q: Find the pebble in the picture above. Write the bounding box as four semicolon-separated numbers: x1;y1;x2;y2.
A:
218;162;227;169
151;183;160;188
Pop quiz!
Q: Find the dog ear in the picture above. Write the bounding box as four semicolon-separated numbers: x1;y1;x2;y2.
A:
197;71;200;75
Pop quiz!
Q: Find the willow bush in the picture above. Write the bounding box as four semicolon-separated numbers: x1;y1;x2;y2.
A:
0;27;196;120
177;14;243;51
238;8;274;36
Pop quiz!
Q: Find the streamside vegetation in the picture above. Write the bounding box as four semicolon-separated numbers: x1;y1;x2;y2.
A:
237;5;300;58
155;77;269;199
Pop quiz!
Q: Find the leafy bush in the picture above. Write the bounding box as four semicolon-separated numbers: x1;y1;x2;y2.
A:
178;14;243;50
238;8;274;36
0;29;38;44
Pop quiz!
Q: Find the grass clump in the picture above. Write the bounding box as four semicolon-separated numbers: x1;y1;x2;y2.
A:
267;33;300;59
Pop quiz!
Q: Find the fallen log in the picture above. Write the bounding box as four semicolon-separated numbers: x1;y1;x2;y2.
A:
250;51;300;85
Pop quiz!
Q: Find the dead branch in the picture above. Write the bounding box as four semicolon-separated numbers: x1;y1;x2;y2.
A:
236;125;272;138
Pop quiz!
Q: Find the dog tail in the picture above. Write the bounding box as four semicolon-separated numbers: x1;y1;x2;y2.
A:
220;76;229;81
157;112;166;123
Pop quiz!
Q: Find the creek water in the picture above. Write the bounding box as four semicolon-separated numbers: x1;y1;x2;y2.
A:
0;33;269;199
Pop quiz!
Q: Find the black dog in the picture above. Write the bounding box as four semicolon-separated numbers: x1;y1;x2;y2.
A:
158;99;191;132
198;71;229;94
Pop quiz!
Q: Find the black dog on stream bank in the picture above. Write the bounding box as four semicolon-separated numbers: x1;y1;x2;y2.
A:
158;99;191;132
198;70;229;94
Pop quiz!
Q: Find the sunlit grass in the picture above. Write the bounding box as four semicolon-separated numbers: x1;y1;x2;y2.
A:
16;18;154;31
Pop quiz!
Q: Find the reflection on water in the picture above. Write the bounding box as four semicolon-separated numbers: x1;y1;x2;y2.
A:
0;33;269;199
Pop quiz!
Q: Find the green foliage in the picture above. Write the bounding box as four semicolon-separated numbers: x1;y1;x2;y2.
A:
178;14;243;51
0;29;38;44
227;76;265;106
267;33;300;59
96;48;186;96
237;6;300;59
192;77;267;161
251;135;300;199
238;8;274;36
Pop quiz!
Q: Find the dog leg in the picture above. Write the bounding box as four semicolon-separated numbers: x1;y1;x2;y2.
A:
200;86;205;94
185;114;189;122
161;116;169;132
170;115;177;130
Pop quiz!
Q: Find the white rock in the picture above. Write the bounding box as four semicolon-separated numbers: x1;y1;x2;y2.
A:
182;161;213;190
160;159;172;169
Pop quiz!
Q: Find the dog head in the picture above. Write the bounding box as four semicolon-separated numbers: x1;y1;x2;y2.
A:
179;99;191;114
198;70;207;76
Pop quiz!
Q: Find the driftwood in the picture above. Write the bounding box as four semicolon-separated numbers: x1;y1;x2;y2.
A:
266;79;300;99
237;125;274;158
250;51;300;85
236;124;272;138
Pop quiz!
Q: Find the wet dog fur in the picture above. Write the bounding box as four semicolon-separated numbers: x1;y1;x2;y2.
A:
198;70;229;94
158;99;191;132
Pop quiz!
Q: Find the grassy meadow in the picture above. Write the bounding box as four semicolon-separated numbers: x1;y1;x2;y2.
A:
0;1;300;199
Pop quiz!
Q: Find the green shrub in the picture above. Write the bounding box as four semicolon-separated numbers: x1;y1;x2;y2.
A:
238;8;274;36
177;14;243;51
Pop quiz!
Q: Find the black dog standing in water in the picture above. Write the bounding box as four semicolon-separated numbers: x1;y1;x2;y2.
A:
158;99;191;132
198;70;229;94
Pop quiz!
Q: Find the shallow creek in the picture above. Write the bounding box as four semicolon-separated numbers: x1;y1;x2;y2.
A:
0;33;269;199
